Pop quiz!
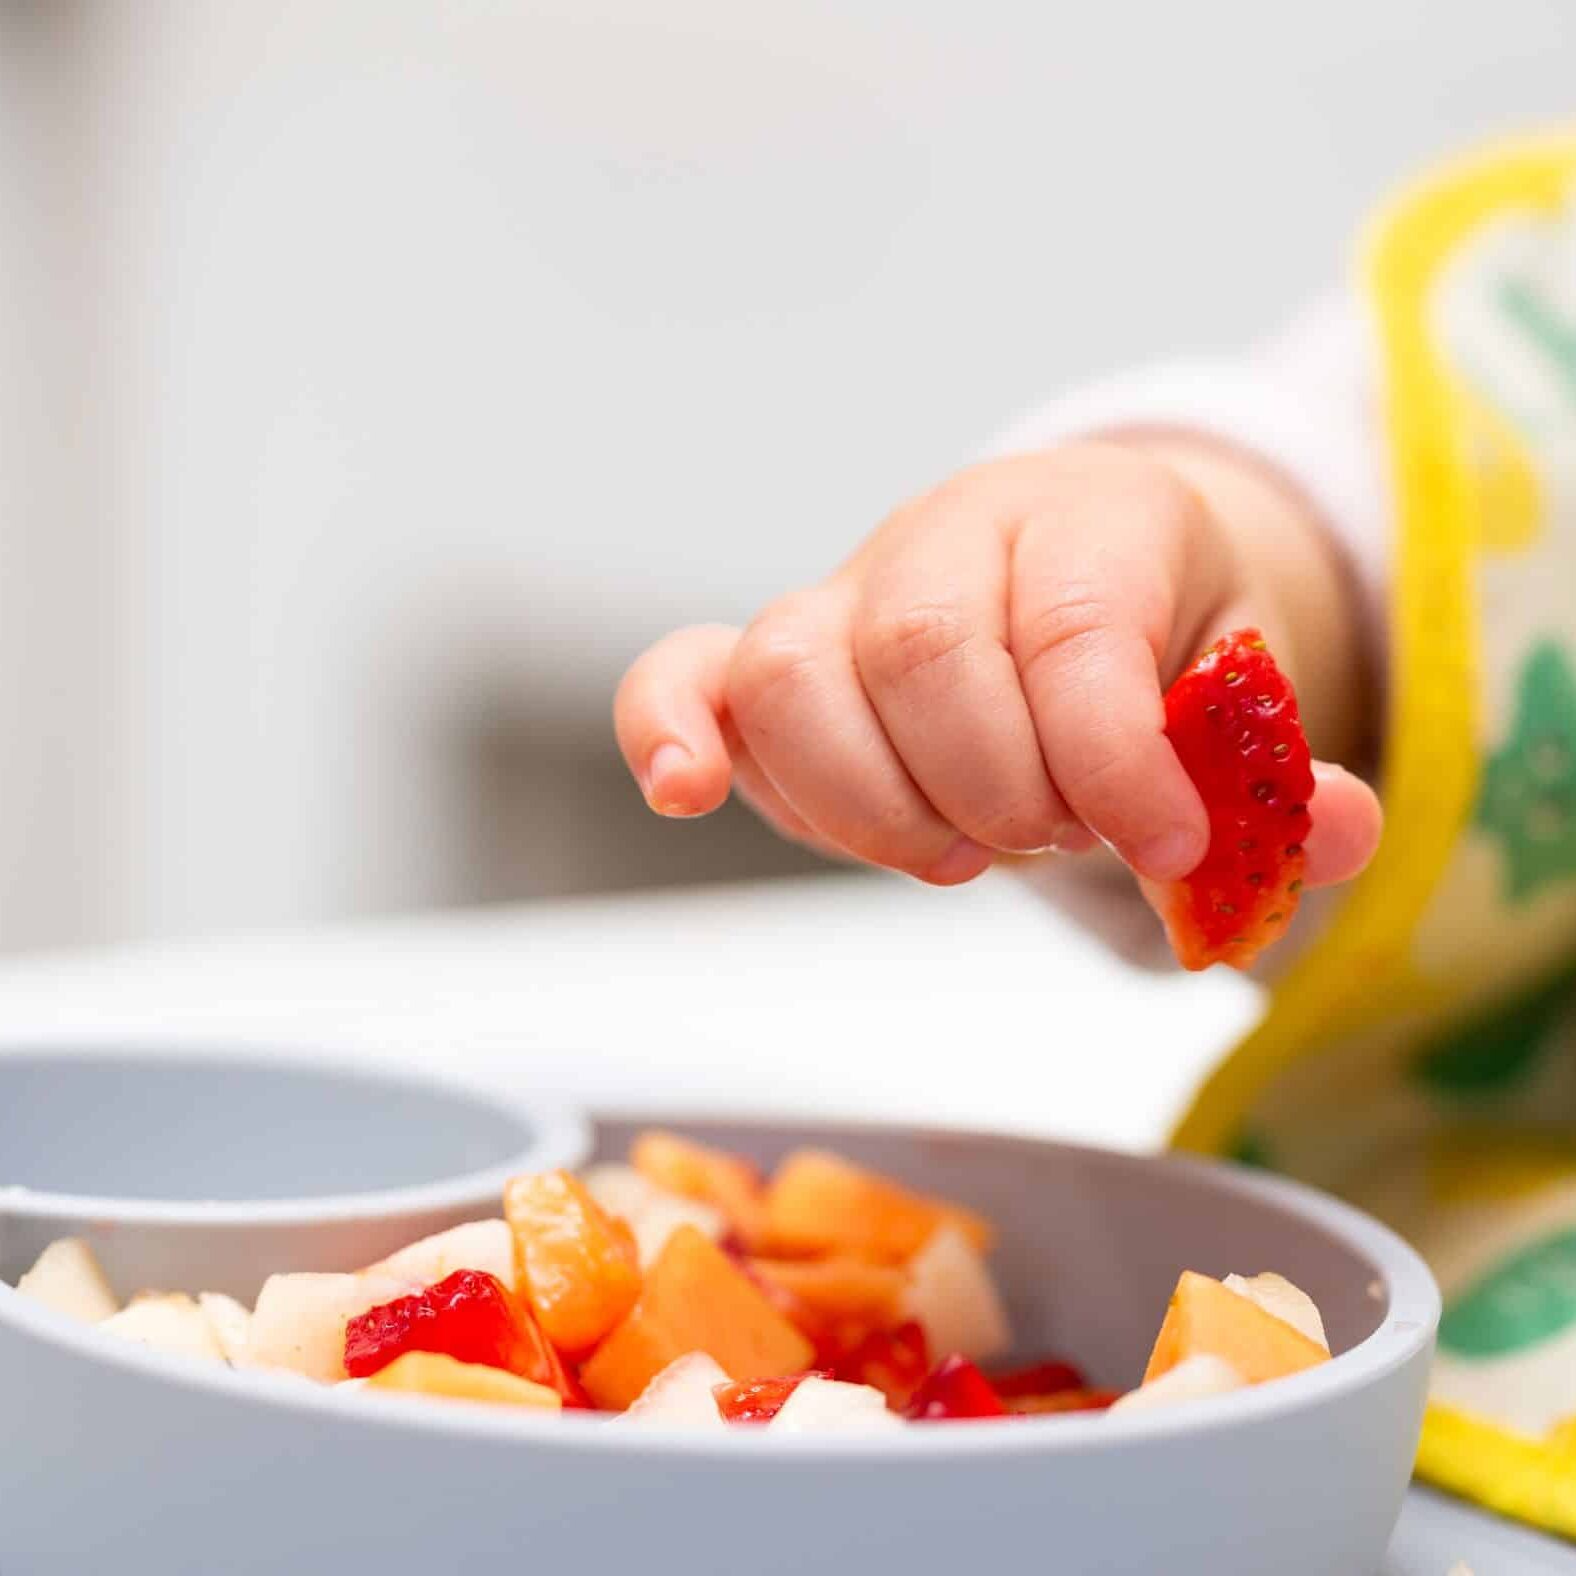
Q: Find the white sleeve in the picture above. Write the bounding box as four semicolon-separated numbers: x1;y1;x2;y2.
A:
988;292;1390;972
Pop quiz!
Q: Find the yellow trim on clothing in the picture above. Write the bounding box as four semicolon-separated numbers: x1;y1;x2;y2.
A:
1173;132;1576;1157
1417;1404;1576;1537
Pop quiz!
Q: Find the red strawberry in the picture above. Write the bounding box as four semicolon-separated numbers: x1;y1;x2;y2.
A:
987;1356;1087;1399
1143;628;1313;971
904;1355;1008;1421
344;1268;588;1405
712;1370;829;1425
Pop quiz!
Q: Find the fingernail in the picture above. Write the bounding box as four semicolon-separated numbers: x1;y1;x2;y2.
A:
924;837;995;885
1133;827;1203;882
645;742;693;813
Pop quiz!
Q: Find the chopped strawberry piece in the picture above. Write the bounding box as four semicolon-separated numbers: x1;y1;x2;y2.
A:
1003;1387;1119;1415
713;1370;830;1425
827;1320;930;1408
904;1354;1008;1420
1144;628;1314;970
343;1268;586;1406
988;1358;1087;1399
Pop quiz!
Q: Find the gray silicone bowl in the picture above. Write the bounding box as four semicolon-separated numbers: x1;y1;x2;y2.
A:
0;1049;590;1299
0;1102;1437;1576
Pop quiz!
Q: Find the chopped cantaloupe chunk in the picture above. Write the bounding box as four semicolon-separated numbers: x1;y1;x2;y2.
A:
16;1237;119;1324
505;1170;642;1356
630;1131;769;1250
579;1225;813;1410
365;1351;562;1409
747;1256;908;1323
763;1150;994;1263
1143;1271;1329;1387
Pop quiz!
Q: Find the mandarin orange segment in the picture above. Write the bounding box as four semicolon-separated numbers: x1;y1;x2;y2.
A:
505;1170;642;1356
1143;1270;1329;1386
578;1225;814;1410
763;1150;994;1263
630;1131;770;1249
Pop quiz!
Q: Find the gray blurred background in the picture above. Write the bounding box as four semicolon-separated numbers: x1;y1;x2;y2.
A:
0;0;1570;952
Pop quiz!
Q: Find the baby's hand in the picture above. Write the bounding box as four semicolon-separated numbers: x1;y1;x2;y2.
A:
615;441;1381;890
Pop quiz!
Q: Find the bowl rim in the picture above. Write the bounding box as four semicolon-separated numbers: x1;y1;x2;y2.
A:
0;1120;1440;1459
0;1044;591;1225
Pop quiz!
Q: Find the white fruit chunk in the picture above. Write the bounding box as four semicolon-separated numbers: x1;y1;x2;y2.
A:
1222;1272;1328;1351
101;1293;225;1362
369;1219;514;1288
15;1237;119;1323
581;1165;725;1268
614;1351;731;1430
1109;1354;1246;1414
768;1377;902;1434
198;1292;253;1365
898;1224;1010;1363
246;1272;412;1382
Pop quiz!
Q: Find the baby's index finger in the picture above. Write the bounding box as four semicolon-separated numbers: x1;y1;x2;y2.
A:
613;625;739;817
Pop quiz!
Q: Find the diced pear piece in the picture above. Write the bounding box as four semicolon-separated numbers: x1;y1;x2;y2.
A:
1222;1272;1328;1351
16;1237;119;1324
1109;1354;1247;1414
899;1224;1010;1363
768;1377;903;1433
198;1292;252;1365
582;1164;726;1268
614;1352;731;1431
368;1219;514;1289
246;1272;412;1382
101;1293;225;1362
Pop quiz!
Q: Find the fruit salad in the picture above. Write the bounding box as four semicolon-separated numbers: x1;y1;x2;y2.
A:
8;1134;1333;1432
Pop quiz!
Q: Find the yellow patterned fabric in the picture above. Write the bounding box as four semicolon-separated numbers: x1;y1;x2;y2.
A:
1172;132;1576;1534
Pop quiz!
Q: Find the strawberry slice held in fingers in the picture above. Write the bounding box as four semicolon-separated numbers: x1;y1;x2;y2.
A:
1142;628;1314;971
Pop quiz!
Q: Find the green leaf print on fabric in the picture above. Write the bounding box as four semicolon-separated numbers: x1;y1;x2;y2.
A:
1413;963;1576;1094
1498;277;1576;406
1439;1226;1576;1358
1229;1130;1274;1170
1476;641;1576;903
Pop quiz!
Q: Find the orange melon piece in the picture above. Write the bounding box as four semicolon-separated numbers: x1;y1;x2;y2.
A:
579;1225;813;1410
630;1131;770;1250
748;1256;908;1322
763;1150;994;1263
1143;1271;1330;1386
505;1170;642;1356
366;1351;562;1409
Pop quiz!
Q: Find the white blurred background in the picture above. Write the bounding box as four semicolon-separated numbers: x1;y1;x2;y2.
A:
0;0;1570;953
